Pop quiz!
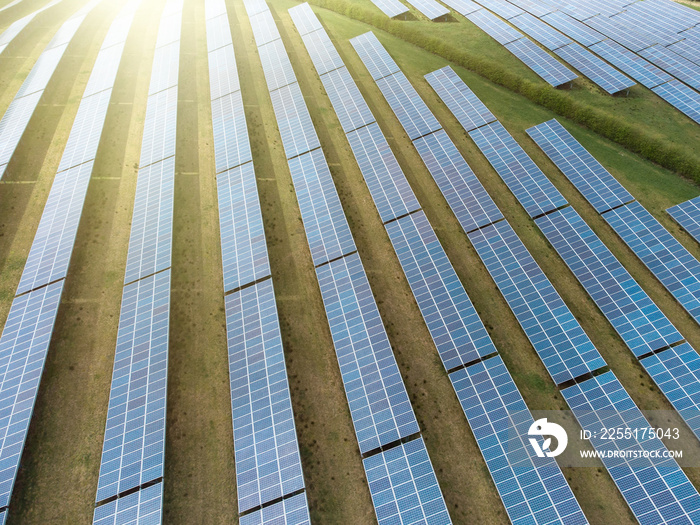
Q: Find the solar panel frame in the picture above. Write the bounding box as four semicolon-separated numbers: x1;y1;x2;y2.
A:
404;0;449;20
667;196;700;245
652;79;700;126
504;37;579;87
207;44;240;100
239;492;312;525
320;67;375;134
92;482;163;525
212;90;252;173
139;86;177;169
299;29;345;76
349;32;401;81
268;83;321;159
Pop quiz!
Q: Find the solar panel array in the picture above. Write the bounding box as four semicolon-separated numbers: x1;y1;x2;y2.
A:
541;11;605;47
93;1;181;522
589;39;672;89
667;195;700;245
368;0;409;19
239;492;311;525
510;12;572;50
404;0;450;21
505;37;579;87
450;355;588;525
554;42;635;94
562;371;700;525
0;0;102;180
0;2;139;520
441;0;481;16
640;44;700;92
652;80;700;125
0;0;62;56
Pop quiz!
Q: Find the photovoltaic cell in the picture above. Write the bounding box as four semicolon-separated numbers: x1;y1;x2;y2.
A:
287;148;357;267
466;9;522;45
225;280;305;512
0;91;43;177
316;253;420;454
541;11;605;47
206;13;231;52
554;43;635;94
667;196;700;245
475;0;523;19
526;119;633;214
212;91;252;173
507;0;553;18
386;211;497;371
562;372;700;525
0;281;63;508
123;157;175;285
250;10;280;48
404;0;449;20
299;29;344;76
369;0;409;18
95;271;170;503
154;11;182;49
424;66;496;132
288;2;323;35
536;207;683;356
375;72;442;140
450;355;588;525
652;79;700;126
589;40;672;89
207;44;240;100
641;343;700;441
668;39;700;69
363;437;452;525
349;32;400;81
139;86;177;168
440;0;480;16
217;163;271;293
320;67;375;133
82;43;127;98
510;12;572;51
16;161;95;295
640;44;700;92
413;130;503;233
469;121;567;218
243;0;270;18
504;37;578;87
269;83;320;159
584;14;654;53
239;492;311;525
603;201;700;326
14;44;66;99
346;122;421;224
257;39;297;92
92;482;163;525
468;220;606;385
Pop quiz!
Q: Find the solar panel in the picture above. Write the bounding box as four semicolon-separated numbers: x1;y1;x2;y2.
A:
0;90;44;177
439;0;480;16
504;38;579;87
0;281;63;508
474;0;523;19
667;196;700;245
139;86;177;168
315;253;420;454
13;44;66;99
243;0;270;18
652;79;700;126
541;11;605;47
469;121;568;218
206;13;231;52
239;492;311;525
450;355;588;525
288;2;324;36
212;91;252;173
466;10;522;45
525;119;633;213
123;157;175;285
603;201;700;325
320;67;375;133
404;0;449;20
148;41;180;95
206;0;227;20
584;14;654;52
668;38;700;69
226;279;305;512
536;207;683;356
257;39;296;92
299;28;344;76
554;42;635;94
363;437;451;525
349;32;401;81
413;129;503;233
562;371;700;525
346;122;421;224
588;39;672;89
92;482;163;525
368;0;409;18
641;343;700;441
468;220;606;385
287;148;357;267
268;83;320;159
95;271;170;503
640;44;700;92
510;12;572;50
250;10;280;47
385;211;497;371
506;0;553;18
0;509;5;525
217;163;271;293
16;161;95;295
424;66;496;132
207;44;240;99
155;10;182;49
82;43;127;98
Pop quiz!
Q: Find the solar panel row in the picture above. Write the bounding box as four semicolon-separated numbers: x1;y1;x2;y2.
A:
652;79;700;126
368;0;409;18
589;39;672;90
554;42;635;94
440;0;481;17
504;37;579;87
667;195;700;245
239;492;311;525
404;0;450;21
510;12;572;51
93;481;163;525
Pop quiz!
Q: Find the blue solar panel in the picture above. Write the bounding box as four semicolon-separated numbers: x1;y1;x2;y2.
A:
207;44;239;99
139;86;177;168
510;12;572;51
217;163;271;293
346;122;421;224
668;196;700;245
652;79;700;126
536;207;683;356
299;29;344;76
95;271;170;503
349;32;401;81
440;0;480;16
469;121;568;218
123;157;175;285
424;66;497;132
257;39;297;92
526;119;634;213
584;14;653;52
404;0;449;20
0;281;63;508
269;83;321;160
93;482;163;525
468;220;606;385
450;355;588;525
226;279;305;512
413;130;502;233
0;509;5;525
288;3;324;36
239;492;311;525
641;45;700;92
475;0;523;19
364;437;451;525
554;42;635;94
466;9;522;45
316;253;420;454
603;201;700;326
320;67;375;133
385;211;497;371
287;148;357;267
541;11;605;47
505;38;579;87
16;161;94;295
588;39;672;89
562;371;700;525
668;39;700;69
212;91;252;173
641;343;700;441
375;72;442;140
506;0;553;18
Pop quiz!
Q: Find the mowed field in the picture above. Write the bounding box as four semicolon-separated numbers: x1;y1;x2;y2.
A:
0;0;699;523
